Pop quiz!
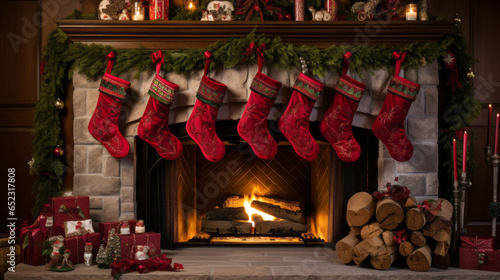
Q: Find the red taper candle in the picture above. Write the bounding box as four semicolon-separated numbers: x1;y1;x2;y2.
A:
462;131;467;173
453;139;457;182
496;113;500;154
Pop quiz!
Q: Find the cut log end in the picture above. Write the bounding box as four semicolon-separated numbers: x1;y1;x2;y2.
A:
407;245;432;272
335;233;361;264
346;192;376;226
376;198;404;230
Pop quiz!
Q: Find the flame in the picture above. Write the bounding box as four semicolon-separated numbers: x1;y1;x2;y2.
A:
244;193;276;227
188;2;194;9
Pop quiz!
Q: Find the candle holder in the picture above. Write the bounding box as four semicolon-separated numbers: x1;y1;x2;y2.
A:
485;146;500;236
458;172;472;231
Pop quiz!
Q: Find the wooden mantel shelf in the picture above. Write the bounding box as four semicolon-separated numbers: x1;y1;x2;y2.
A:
57;19;455;49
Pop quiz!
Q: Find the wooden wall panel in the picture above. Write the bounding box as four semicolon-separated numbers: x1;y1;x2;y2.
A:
0;0;40;234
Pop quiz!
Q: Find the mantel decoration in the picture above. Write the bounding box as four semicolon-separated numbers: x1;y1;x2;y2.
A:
30;20;479;214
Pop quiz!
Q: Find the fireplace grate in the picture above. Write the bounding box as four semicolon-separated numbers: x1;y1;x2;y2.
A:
187;232;325;245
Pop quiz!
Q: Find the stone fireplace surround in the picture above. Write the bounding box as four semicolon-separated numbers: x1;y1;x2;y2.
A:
72;61;440;227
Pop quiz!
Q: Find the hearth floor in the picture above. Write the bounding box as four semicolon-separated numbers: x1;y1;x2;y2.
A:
5;246;499;279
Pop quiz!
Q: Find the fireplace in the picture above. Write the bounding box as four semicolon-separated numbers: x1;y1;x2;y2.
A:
135;121;379;248
71;55;441;250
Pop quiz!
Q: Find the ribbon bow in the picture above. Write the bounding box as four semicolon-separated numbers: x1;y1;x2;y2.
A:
242;42;266;72
59;204;86;220
151;50;164;65
110;254;183;278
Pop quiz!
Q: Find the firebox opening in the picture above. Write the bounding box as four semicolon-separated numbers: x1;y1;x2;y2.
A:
136;122;378;249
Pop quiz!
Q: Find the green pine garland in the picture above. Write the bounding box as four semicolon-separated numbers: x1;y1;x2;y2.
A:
32;23;477;215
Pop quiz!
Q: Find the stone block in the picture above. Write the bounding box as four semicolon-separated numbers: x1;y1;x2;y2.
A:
87;146;103;173
407;117;438;142
121;202;135;212
217;104;231;120
404;68;418;83
319;70;339;90
396;175;426;196
74;117;98;144
123;122;139;137
426;173;439;196
396;143;439;173
121;165;134;186
86;89;99;116
90;197;103;209
120;155;134;166
121;186;135;202
169;107;191;124
188;69;204;92
73;174;120;195
378;159;396;189
352;113;374;130
425;86;439;116
125;137;135;155
418;60;439;85
103;156;120;177
289;67;301;88
120;212;137;221
370;96;384;117
164;72;189;91
366;68;390;99
73;88;86;117
223;65;249;102
73;145;86;173
268;105;286;121
124;88;148;124
378;142;391;159
408;88;425;116
357;89;373;115
275;86;292;105
73;69;100;88
101;196;120;222
140;69;156;94
89;209;103;223
119;69;140;94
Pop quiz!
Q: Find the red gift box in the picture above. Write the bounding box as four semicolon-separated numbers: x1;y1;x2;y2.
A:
99;220;137;245
20;225;49;266
459;247;500;272
63;232;101;264
119;233;161;259
149;0;168;20
49;196;90;228
460;235;495;250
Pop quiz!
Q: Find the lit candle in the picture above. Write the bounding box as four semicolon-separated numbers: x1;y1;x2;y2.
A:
453;139;457;182
406;4;417;21
462;131;467;174
488;104;492;147
496;113;500;154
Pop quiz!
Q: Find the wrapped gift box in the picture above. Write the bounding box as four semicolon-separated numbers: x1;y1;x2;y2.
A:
49;196;90;229
119;232;161;259
63;232;101;264
99;220;137;245
149;0;168;20
460;235;495;250
459;247;500;272
20;225;48;266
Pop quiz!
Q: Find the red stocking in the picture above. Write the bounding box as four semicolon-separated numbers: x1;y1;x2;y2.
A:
138;50;182;160
88;52;131;158
237;43;282;160
186;51;227;162
320;52;366;162
278;73;324;161
372;52;421;162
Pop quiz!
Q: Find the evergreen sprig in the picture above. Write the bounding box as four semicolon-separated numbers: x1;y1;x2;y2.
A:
33;24;478;214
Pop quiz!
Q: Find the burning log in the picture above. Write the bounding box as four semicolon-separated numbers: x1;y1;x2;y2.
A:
335;233;361;264
346;192;376;227
206;207;249;221
254;219;307;234
201;220;252;234
410;231;427;247
376;198;404;230
251;200;306;224
406;208;426;230
407;245;432;272
222;196;301;211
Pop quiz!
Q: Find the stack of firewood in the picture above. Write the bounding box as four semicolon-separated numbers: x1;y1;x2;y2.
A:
336;187;453;271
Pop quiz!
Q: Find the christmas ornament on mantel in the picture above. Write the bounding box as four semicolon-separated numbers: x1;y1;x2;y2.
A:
336;186;453;271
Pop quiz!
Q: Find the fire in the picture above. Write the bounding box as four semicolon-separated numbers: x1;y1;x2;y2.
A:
243;193;275;227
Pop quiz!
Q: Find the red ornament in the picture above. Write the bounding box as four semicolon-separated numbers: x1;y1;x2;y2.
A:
53;146;64;158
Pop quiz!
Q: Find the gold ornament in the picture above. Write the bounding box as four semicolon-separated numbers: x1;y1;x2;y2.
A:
467;68;476;79
55;98;64;110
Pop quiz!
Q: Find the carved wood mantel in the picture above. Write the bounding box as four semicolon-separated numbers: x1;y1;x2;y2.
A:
57;20;455;49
